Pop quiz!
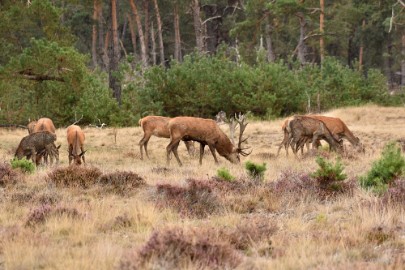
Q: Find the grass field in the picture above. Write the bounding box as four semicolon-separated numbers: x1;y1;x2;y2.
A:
0;105;404;269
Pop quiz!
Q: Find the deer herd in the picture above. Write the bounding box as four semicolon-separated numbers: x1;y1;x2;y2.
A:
12;112;363;167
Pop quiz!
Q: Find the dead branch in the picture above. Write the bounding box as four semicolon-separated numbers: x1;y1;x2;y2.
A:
18;70;65;82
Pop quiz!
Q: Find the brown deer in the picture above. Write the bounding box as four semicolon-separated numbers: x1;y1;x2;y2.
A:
66;124;86;165
307;115;364;152
138;116;195;160
33;117;56;134
15;131;60;165
166;114;251;166
289;116;343;155
32;117;57;164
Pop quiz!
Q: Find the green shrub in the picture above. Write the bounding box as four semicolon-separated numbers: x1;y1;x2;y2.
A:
311;156;346;191
359;142;405;194
245;161;266;181
216;167;235;182
11;158;35;174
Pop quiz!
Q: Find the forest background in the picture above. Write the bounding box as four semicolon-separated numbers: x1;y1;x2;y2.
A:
0;0;404;126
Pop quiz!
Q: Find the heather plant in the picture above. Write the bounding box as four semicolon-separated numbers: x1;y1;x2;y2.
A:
11;157;35;174
120;227;242;270
47;165;102;188
359;142;405;194
98;171;146;195
245;161;267;181
216;167;235;182
0;161;22;186
155;179;221;218
311;156;347;191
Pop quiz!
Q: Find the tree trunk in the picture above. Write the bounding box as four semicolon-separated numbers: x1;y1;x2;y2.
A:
265;13;275;62
109;0;122;105
192;0;204;52
359;18;366;71
91;0;99;68
319;0;325;64
152;0;164;65
151;21;156;65
129;0;147;66
296;12;308;65
402;33;405;86
174;2;182;61
143;0;150;62
127;13;137;55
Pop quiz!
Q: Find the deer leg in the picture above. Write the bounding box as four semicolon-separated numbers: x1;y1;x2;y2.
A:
199;143;205;165
139;133;151;160
166;139;181;166
277;131;289;157
81;146;86;164
185;141;195;157
172;141;182;166
208;144;219;164
68;145;73;165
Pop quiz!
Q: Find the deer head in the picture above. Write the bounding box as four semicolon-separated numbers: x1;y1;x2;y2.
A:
226;113;252;163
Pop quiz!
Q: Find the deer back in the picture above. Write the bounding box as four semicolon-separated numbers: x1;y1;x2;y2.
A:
33;118;56;134
140;116;171;138
67;125;85;156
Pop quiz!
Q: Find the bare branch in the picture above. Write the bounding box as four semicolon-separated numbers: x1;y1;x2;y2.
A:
18;70;65;82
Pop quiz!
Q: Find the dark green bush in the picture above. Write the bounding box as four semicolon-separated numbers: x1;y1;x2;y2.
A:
311;156;346;190
11;158;35;174
359;143;405;194
216;167;235;182
245;161;266;181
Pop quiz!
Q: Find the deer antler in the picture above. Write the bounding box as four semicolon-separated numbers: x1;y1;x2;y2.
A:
235;112;252;156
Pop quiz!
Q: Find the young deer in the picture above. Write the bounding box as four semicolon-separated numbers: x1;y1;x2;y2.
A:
66;125;86;165
138;116;195;160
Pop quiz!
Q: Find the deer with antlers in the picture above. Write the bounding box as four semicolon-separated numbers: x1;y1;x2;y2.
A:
166;113;251;166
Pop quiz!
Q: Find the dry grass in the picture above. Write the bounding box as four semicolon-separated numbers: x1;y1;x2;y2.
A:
0;105;405;269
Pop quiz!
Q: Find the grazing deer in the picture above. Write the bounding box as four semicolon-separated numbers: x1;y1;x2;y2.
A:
138;116;195;160
166;114;251;166
15;131;60;165
307;115;364;152
32;117;57;164
66;125;86;165
289;116;343;155
33;117;56;134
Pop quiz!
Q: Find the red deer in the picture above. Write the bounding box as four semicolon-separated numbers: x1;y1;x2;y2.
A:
307;115;364;152
138;116;195;160
33;117;56;134
289;116;343;155
15;131;60;165
166;115;251;166
32;117;57;164
66;125;86;165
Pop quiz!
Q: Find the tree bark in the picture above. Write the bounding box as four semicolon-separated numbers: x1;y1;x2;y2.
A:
319;0;325;64
402;33;405;86
359;18;366;71
110;0;122;105
296;12;308;65
174;2;182;62
151;21;156;65
192;0;204;52
152;0;164;65
91;0;99;68
127;13;137;56
143;0;150;61
265;13;275;62
129;0;147;66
